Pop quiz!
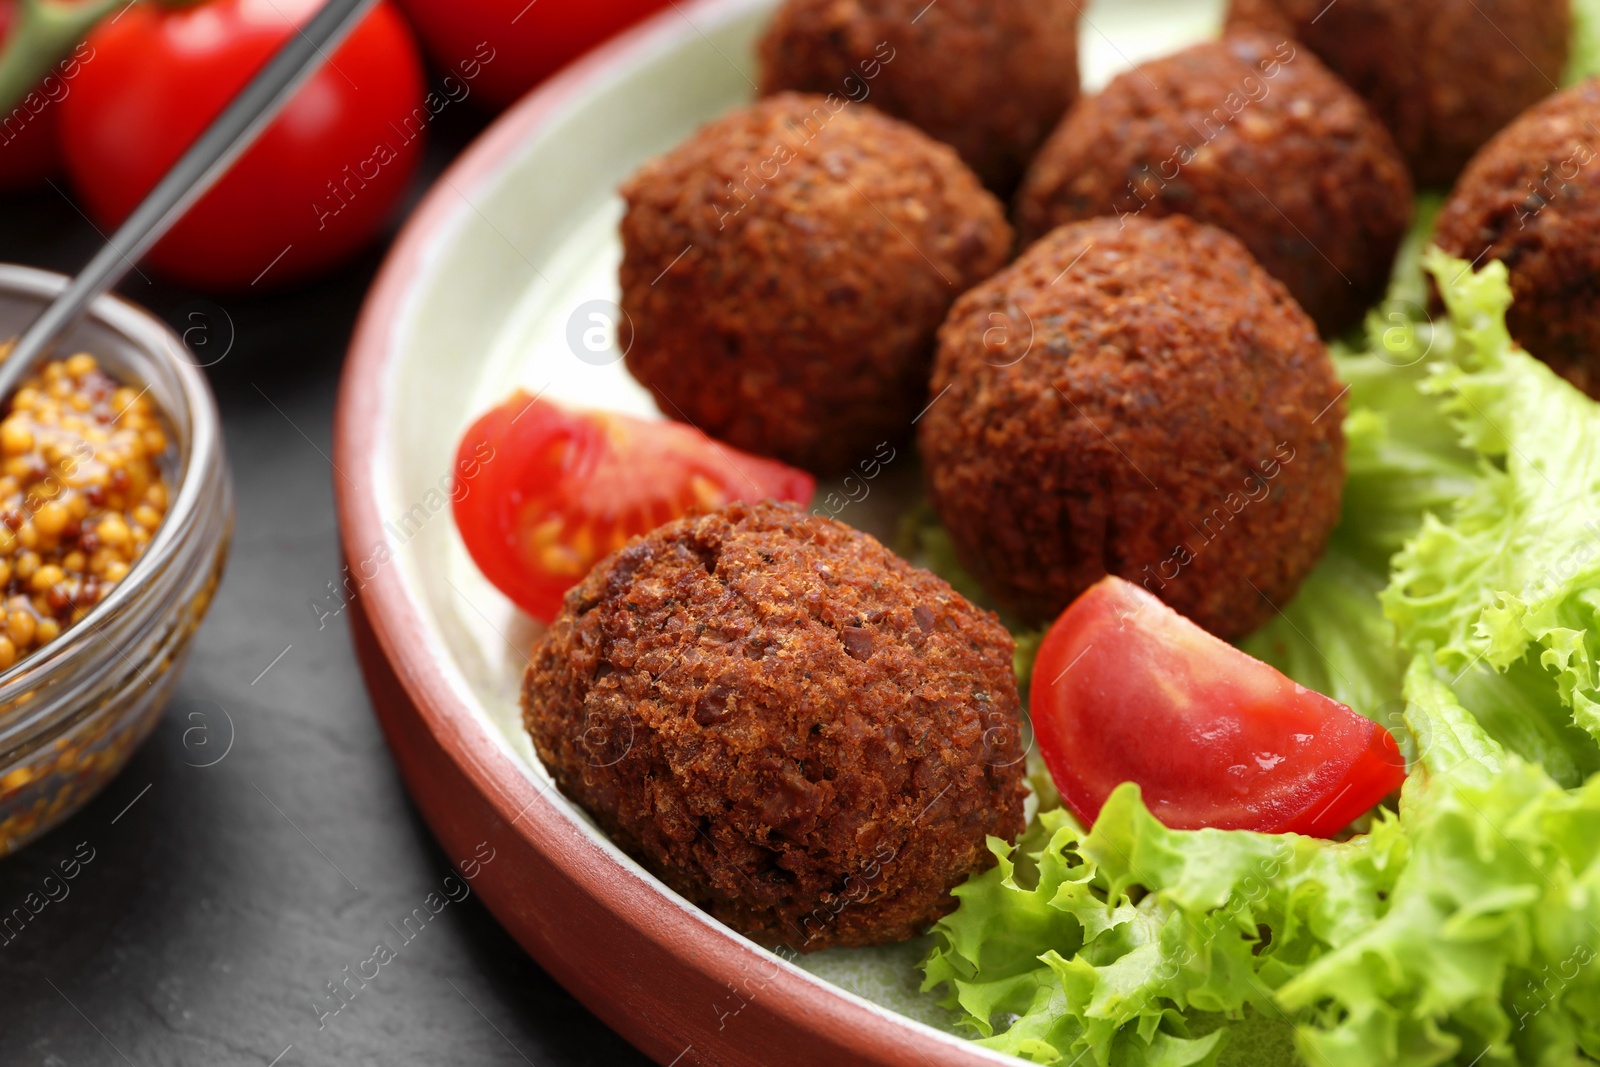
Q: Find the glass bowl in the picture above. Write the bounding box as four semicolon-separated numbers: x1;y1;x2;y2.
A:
0;264;232;855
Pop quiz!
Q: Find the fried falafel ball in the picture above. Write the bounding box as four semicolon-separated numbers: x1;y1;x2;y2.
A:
620;93;1012;475
918;216;1346;638
1228;0;1570;187
757;0;1082;195
523;500;1027;951
1434;80;1600;395
1015;34;1413;336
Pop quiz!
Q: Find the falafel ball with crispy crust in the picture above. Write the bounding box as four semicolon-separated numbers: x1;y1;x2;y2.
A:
523;501;1027;951
1015;33;1413;336
1228;0;1570;187
919;216;1346;638
757;0;1082;194
1434;80;1600;396
620;93;1012;475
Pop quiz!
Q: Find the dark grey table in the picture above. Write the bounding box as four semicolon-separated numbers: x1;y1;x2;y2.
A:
0;92;652;1067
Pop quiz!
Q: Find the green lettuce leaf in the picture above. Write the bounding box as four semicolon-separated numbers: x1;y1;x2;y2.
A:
1448;659;1600;790
923;785;1407;1066
926;658;1600;1067
1570;0;1600;84
1383;249;1600;746
1277;658;1600;1067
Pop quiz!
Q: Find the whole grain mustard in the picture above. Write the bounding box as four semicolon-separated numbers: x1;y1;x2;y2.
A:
0;350;171;669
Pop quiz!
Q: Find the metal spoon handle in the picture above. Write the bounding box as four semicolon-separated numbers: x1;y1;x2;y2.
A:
2;0;380;390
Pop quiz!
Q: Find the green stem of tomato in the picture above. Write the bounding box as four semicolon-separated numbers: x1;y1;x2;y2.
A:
0;0;123;117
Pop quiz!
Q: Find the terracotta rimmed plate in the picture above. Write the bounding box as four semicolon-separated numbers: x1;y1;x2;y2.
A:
334;1;1222;1062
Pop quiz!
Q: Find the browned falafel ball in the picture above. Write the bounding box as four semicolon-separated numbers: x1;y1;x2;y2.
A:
918;216;1346;638
1014;33;1413;336
757;0;1082;195
523;501;1027;951
620;93;1012;475
1228;0;1570;187
1434;80;1600;396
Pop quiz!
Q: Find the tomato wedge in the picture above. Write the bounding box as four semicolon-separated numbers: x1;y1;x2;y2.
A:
452;394;815;622
1030;577;1406;836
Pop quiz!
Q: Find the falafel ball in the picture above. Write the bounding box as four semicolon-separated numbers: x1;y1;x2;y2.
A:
1228;0;1570;187
1434;79;1600;395
757;0;1082;195
918;216;1346;638
620;93;1012;475
1014;33;1413;335
523;500;1027;951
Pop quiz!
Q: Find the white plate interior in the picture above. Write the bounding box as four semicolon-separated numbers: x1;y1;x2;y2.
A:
373;0;1224;1037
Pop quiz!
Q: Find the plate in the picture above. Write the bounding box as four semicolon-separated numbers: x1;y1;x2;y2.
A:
334;1;1222;1062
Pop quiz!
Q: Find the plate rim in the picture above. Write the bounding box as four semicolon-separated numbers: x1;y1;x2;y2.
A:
332;2;1019;1063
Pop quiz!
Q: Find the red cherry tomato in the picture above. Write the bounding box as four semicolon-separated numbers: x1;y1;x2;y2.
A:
394;0;670;110
1031;576;1406;836
57;0;425;290
453;394;816;622
0;0;64;191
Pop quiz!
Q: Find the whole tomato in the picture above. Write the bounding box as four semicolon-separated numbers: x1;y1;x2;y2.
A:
0;0;65;191
58;0;426;290
395;0;670;109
